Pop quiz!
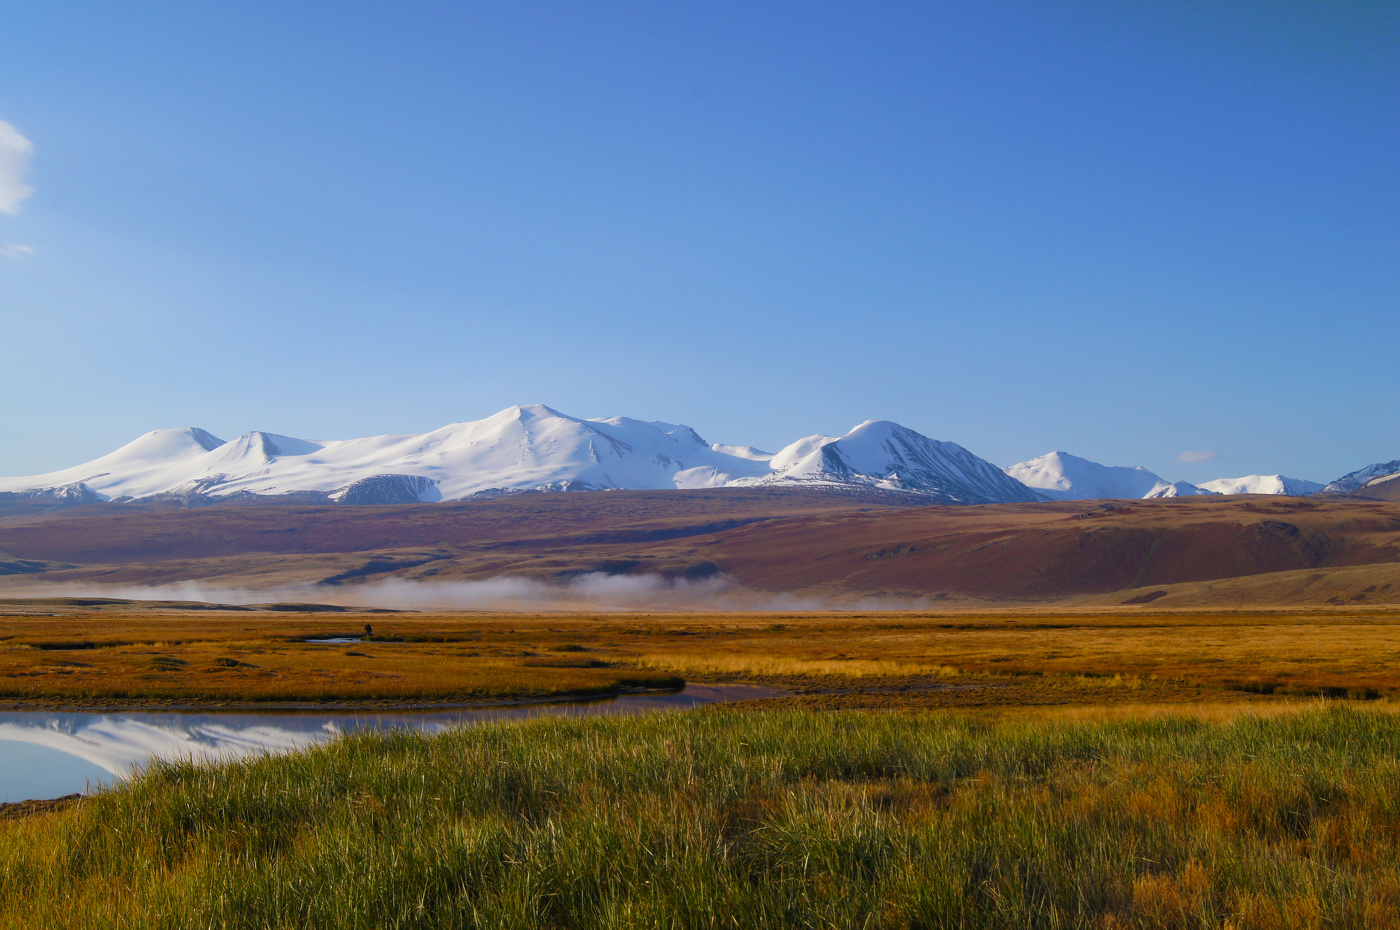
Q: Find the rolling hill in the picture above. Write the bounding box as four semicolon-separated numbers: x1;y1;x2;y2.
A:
3;491;1399;608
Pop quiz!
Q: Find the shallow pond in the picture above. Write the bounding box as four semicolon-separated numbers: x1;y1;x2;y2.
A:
0;683;780;802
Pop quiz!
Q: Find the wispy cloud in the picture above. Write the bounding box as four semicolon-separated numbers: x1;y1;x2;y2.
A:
0;574;934;613
0;243;34;260
1176;450;1219;464
0;121;34;214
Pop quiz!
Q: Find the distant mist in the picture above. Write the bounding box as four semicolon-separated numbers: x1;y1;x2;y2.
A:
2;573;935;612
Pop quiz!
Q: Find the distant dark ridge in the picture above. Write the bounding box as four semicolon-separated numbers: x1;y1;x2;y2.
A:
0;481;937;519
1341;473;1400;502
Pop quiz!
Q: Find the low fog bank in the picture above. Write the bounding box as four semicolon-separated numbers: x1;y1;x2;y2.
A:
0;573;936;612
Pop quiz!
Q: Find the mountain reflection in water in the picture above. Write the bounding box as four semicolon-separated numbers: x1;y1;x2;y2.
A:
0;684;781;801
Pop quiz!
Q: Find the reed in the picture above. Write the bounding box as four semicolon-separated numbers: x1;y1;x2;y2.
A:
3;704;1400;927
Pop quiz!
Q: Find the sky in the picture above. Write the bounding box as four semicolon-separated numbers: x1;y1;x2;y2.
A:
1;1;1397;485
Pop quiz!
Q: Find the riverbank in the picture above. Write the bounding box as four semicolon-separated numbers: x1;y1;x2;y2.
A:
0;684;697;713
3;704;1398;927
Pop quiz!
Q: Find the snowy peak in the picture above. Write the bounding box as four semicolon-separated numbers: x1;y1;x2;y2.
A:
111;427;227;460
1199;475;1324;496
768;434;839;472
1145;481;1216;499
211;432;325;467
1012;454;1326;500
0;427;229;502
0;407;1044;507
1322;460;1400;496
756;420;1041;504
1006;452;1213;501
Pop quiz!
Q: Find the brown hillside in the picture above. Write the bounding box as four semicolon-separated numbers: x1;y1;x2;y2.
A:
3;492;1400;605
0;489;909;565
708;496;1400;599
1345;473;1400;502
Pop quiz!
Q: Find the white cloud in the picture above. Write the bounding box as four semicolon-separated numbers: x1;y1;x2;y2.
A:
0;243;34;260
0;121;34;214
1176;450;1219;464
1;574;933;612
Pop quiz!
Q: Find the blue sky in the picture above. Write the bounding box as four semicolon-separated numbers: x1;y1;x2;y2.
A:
1;1;1396;484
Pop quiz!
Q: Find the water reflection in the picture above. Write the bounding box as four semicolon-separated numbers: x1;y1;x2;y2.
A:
0;684;781;801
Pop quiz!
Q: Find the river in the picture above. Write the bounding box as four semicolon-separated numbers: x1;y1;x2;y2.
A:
0;683;781;802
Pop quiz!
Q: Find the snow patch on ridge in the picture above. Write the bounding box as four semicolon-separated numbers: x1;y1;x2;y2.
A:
1322;460;1400;496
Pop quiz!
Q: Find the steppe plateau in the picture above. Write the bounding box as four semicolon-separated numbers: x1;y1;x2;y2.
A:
5;491;1400;927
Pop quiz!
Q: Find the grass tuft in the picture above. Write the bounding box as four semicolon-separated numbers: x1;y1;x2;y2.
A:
5;705;1400;926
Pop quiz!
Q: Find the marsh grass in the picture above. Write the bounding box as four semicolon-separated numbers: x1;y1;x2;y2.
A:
0;617;683;704
5;705;1400;927
5;608;1400;706
632;652;963;679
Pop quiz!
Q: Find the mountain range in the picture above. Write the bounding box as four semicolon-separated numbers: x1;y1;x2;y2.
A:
0;404;1389;508
1003;452;1325;501
0;405;1039;507
1003;452;1214;501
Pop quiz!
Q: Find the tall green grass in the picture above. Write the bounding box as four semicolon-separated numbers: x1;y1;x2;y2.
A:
4;705;1400;928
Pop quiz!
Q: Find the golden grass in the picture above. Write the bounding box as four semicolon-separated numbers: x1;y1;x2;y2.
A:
8;705;1400;927
630;652;961;678
2;604;1400;706
0;613;680;705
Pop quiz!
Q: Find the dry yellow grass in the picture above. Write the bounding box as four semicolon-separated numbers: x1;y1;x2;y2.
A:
2;603;1399;706
0;612;679;705
630;652;961;679
607;608;1400;699
7;703;1400;927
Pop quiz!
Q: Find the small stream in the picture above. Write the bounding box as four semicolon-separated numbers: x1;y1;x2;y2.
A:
0;683;781;802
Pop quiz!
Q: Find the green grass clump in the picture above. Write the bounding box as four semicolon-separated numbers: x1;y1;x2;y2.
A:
5;705;1400;927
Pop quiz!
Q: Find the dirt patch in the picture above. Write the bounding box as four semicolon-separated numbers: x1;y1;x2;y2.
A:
0;793;82;821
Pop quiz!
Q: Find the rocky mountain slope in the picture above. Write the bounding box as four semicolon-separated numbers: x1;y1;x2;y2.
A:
1322;460;1400;496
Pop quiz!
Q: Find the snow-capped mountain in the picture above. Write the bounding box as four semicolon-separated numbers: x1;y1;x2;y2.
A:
1198;475;1324;496
747;421;1040;504
0;405;1034;507
1321;460;1400;496
1004;452;1214;501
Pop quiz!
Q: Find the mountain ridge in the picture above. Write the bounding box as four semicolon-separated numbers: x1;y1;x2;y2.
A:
0;405;1035;508
1;405;1385;509
1322;460;1400;496
1004;451;1213;501
1200;475;1325;496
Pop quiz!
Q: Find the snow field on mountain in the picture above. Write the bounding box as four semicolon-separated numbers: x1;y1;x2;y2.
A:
1004;452;1212;501
1199;475;1325;496
2;405;1379;505
0;405;1035;505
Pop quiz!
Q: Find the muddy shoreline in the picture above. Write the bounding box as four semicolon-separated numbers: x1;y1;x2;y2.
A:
0;684;700;714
